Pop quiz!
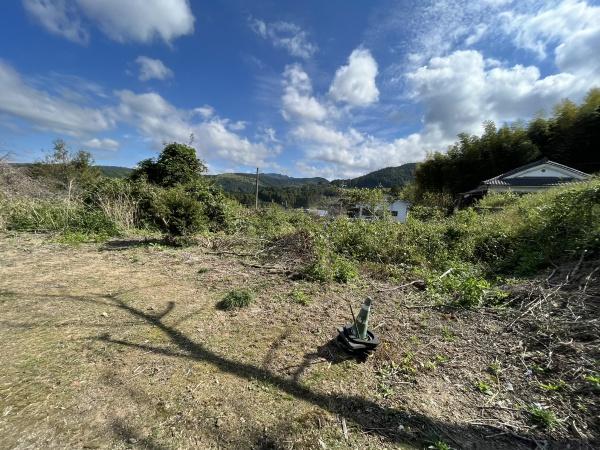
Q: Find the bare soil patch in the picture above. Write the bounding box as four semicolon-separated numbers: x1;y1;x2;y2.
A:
0;232;597;449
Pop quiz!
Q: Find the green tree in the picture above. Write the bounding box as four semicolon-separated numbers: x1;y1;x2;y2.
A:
30;139;100;193
130;142;207;187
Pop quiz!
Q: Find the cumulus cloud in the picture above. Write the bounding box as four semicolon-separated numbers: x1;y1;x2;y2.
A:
406;49;595;140
292;122;436;178
281;64;328;121
135;56;174;82
288;45;599;178
281;62;432;177
23;0;195;44
329;49;379;107
115;90;277;167
554;25;600;77
249;18;317;59
0;60;113;135
82;137;119;150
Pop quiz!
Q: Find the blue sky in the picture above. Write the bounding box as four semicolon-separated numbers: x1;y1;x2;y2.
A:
1;0;599;178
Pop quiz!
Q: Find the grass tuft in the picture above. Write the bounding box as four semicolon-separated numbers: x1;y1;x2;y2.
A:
217;289;253;310
528;405;558;429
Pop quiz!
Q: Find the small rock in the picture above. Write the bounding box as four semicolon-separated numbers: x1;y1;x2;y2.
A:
128;438;137;444
215;418;223;428
505;382;514;391
101;312;108;318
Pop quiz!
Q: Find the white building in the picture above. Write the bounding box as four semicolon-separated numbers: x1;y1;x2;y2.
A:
461;159;590;205
388;199;411;222
349;199;411;223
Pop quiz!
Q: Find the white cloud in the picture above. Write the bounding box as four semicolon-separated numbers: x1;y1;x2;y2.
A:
501;0;600;58
23;0;89;43
292;122;435;178
23;0;195;44
249;18;317;59
406;49;596;140
554;25;600;77
464;23;488;46
193;105;214;119
281;64;328;121
83;137;119;150
288;42;599;178
115;90;277;167
329;49;379;107
366;0;508;71
227;120;247;131
0;60;113;135
135;56;174;81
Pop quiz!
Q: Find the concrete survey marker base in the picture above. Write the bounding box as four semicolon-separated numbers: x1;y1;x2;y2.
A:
336;324;380;354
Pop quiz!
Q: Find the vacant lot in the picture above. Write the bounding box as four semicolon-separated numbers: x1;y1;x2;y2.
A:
0;232;596;449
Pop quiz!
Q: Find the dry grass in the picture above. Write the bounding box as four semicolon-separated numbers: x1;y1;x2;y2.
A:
0;232;597;449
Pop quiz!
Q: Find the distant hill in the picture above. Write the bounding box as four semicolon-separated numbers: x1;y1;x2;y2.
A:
9;162;416;190
332;163;417;188
209;172;329;193
97;166;132;178
10;163;133;179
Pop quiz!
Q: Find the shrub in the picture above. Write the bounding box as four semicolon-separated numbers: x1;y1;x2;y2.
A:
149;187;207;242
182;179;236;232
483;179;600;274
304;251;358;283
218;289;253;310
477;192;520;209
426;266;503;307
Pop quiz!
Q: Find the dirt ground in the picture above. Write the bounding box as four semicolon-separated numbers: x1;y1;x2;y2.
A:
0;232;597;449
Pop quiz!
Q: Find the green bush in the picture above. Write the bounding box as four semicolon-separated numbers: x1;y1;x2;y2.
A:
304;249;358;283
426;266;499;307
476;192;520;209
218;289;253;310
149;187;207;241
182;179;237;232
473;179;600;274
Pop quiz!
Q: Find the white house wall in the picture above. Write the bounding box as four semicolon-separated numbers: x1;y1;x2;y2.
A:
505;163;586;180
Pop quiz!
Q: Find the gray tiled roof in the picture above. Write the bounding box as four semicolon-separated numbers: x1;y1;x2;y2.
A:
482;158;590;187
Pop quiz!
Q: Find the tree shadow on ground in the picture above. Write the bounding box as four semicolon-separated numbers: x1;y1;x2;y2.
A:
2;288;593;449
88;293;591;450
100;238;165;251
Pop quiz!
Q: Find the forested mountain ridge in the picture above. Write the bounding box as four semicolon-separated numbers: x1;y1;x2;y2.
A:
332;163;417;188
208;172;329;193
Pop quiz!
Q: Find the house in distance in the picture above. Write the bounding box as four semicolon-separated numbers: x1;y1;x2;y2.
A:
460;158;591;206
348;199;411;223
